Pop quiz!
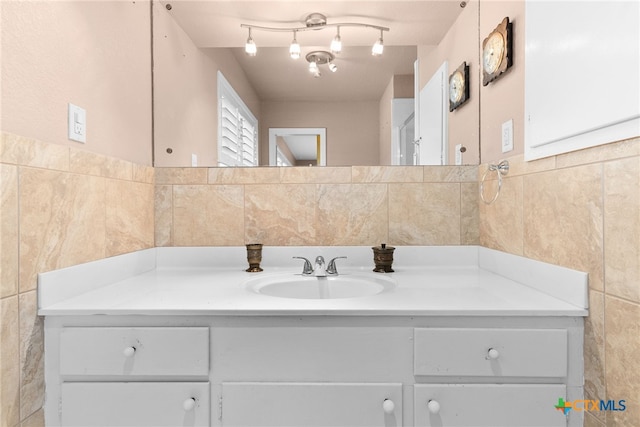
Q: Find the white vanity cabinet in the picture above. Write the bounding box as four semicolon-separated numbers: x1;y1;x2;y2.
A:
50;325;211;427
44;316;582;427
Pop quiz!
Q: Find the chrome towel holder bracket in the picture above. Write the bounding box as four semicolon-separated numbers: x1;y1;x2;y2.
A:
480;160;510;204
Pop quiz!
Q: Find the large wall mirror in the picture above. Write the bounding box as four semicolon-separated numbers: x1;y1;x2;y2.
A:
153;0;480;167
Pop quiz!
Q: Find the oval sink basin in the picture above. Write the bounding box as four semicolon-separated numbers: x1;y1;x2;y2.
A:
245;274;396;299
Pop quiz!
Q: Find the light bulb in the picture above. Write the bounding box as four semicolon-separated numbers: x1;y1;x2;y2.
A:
372;30;384;56
328;62;337;72
308;60;318;73
245;28;257;56
289;31;301;59
330;28;342;54
372;38;383;56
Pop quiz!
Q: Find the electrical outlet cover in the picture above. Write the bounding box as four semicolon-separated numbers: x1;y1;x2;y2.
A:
502;119;513;153
68;103;86;143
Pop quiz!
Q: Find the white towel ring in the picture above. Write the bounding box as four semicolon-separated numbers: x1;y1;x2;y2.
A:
480;160;510;204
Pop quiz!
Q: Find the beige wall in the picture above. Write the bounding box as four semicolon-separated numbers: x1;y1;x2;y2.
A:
153;2;261;167
0;133;155;427
0;1;152;165
259;101;379;166
479;0;525;164
418;0;480;165
155;165;479;247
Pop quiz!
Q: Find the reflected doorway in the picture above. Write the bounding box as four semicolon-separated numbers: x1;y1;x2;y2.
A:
268;128;327;166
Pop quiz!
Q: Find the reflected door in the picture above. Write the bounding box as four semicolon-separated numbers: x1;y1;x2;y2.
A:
417;61;448;165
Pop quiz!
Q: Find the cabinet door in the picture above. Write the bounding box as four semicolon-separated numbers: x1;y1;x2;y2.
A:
221;382;402;427
61;382;209;426
415;384;566;427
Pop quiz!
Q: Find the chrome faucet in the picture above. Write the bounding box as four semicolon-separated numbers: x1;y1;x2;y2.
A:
293;256;347;276
313;256;326;277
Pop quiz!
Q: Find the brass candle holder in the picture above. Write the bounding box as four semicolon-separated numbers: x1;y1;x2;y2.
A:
372;243;395;273
245;243;263;272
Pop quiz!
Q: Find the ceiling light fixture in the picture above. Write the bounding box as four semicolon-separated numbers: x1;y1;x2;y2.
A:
289;30;301;59
330;27;342;54
372;29;384;56
305;51;335;78
241;13;389;68
245;27;257;56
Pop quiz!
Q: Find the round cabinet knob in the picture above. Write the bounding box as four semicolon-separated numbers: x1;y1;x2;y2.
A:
183;398;196;411
382;399;395;414
427;399;441;414
487;348;500;360
123;346;136;358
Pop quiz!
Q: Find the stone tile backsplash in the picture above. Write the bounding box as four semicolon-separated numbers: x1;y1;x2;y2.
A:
155;165;479;247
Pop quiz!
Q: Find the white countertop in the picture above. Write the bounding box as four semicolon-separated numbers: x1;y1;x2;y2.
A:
38;246;588;317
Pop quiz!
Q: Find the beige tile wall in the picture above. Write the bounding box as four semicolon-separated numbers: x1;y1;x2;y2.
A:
155;165;480;247
0;132;155;427
480;137;640;427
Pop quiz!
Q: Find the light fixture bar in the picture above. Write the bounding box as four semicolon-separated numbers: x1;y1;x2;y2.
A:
241;22;390;33
241;12;389;34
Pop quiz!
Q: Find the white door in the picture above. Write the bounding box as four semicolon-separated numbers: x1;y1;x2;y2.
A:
417;62;448;165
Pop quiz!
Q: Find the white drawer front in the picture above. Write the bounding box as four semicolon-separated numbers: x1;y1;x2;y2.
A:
61;382;209;427
212;327;413;382
415;384;566;427
221;382;402;426
414;328;567;377
60;327;209;376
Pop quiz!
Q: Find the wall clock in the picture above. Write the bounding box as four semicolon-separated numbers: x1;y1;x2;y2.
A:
482;17;513;86
449;62;470;112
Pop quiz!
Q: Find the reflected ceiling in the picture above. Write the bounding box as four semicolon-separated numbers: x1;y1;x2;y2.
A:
159;1;464;102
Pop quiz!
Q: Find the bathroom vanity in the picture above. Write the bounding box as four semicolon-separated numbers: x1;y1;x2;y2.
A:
38;246;588;427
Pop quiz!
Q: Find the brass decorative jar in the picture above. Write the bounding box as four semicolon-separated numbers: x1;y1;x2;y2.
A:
245;243;263;272
372;243;395;273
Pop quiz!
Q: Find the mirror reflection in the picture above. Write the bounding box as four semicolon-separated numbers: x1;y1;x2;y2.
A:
153;0;480;167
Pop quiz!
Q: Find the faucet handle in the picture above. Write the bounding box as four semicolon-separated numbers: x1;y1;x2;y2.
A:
326;256;347;275
292;257;313;275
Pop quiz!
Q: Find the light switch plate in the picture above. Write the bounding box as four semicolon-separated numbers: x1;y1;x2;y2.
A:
455;144;463;165
191;154;198;167
68;103;86;143
502;119;513;153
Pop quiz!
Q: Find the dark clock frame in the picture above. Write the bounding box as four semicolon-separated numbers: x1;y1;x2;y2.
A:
449;62;470;112
482;17;513;86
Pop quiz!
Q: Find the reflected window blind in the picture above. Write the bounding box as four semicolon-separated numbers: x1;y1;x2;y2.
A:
217;72;258;167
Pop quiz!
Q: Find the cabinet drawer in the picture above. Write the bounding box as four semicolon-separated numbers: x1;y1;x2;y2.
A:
60;327;209;376
414;328;567;377
221;382;402;426
414;384;566;426
61;382;209;426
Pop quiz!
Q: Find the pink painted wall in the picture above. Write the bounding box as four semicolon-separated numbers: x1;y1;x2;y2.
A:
418;0;480;165
260;101;379;166
479;0;525;163
1;1;152;165
152;2;261;167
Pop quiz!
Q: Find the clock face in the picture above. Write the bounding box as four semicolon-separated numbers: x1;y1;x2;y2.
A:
483;32;505;74
449;71;464;103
